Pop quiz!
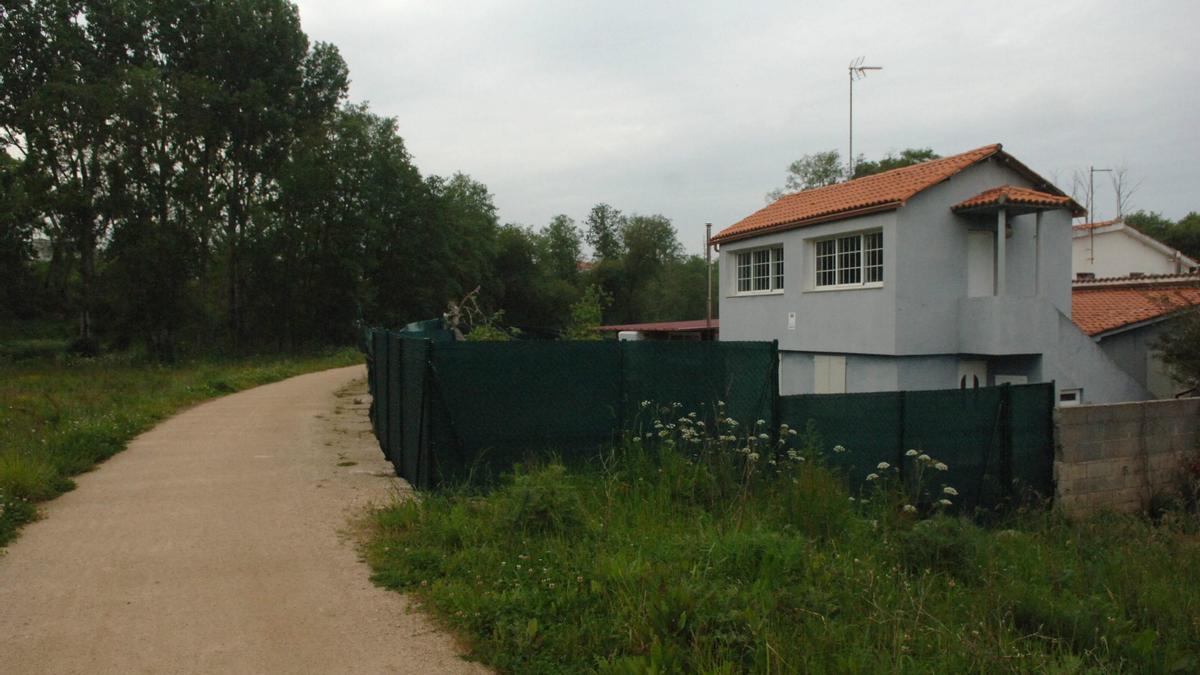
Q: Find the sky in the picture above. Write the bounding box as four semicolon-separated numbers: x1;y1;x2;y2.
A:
293;0;1200;254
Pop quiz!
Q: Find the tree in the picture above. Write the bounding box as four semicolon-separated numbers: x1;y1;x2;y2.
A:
769;148;943;202
0;154;40;319
563;285;610;340
585;203;625;261
852;147;940;178
540;214;581;282
1125;210;1174;242
1109;162;1142;218
767;150;843;201
1157;305;1200;392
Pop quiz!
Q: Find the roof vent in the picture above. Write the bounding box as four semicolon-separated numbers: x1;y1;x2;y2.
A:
1075;272;1096;281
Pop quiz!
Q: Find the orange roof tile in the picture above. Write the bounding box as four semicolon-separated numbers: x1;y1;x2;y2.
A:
951;185;1083;215
713;144;1002;244
1072;218;1121;232
1072;276;1200;336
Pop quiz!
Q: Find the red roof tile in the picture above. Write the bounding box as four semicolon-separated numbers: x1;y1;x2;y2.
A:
596;319;719;333
1072;275;1200;336
952;185;1083;215
1072;218;1121;232
713;144;1001;244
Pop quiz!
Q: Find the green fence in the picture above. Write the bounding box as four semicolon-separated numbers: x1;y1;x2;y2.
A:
363;326;1056;506
363;328;778;488
778;384;1055;509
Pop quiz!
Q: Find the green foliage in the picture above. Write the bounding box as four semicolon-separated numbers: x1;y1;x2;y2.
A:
563;285;611;340
767;150;844;200
1125;210;1200;261
539;215;582;282
1156;307;1200;390
0;348;359;546
768;148;941;201
466;311;515;342
852;147;940;178
366;407;1200;673
585;203;626;261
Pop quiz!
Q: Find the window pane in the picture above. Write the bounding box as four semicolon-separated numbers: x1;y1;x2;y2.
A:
815;239;836;287
837;235;861;285
864;231;883;283
772;247;784;290
737;252;751;292
753;249;770;291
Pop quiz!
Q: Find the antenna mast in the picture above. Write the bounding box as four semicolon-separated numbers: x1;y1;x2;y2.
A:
848;57;883;177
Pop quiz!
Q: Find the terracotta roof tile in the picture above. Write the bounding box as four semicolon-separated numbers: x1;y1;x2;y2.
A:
951;185;1082;214
1072;218;1121;232
712;144;1003;244
1072;276;1200;336
596;319;719;332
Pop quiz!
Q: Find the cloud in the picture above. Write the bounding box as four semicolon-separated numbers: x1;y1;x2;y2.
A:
295;0;1200;250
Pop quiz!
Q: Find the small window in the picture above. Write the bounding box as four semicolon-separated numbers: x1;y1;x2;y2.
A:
813;230;883;289
1075;272;1095;281
1059;389;1082;407
735;246;784;294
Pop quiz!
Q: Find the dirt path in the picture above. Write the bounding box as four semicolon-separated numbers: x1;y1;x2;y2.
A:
0;365;486;674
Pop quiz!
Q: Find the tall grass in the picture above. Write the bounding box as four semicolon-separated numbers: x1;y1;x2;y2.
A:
0;348;360;545
366;405;1200;673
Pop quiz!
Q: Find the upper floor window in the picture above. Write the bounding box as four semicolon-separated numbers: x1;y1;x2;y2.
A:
735;246;784;294
814;230;883;289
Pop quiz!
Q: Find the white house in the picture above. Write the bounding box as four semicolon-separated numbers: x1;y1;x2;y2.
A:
1073;273;1200;399
712;143;1151;405
1073;219;1198;279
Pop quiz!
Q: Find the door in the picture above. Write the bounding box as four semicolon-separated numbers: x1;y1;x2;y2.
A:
958;359;987;389
967;230;994;297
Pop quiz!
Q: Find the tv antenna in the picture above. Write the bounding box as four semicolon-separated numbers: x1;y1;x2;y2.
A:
848;57;883;176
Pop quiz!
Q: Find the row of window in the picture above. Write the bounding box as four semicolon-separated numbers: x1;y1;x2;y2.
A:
734;230;883;295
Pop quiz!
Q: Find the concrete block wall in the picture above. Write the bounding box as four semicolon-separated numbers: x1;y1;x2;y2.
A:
1055;398;1200;517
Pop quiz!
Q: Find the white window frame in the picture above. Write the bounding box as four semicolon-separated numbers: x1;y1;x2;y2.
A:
809;229;884;291
1058;389;1082;407
733;245;784;296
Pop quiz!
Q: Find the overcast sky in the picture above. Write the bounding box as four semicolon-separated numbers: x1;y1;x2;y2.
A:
293;0;1200;254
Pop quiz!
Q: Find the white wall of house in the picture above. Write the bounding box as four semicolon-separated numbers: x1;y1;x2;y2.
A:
719;156;1150;404
1073;223;1198;278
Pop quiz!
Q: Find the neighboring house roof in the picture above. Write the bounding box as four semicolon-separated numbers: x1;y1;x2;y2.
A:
711;143;1074;244
952;185;1082;215
1070;218;1199;269
596;319;719;333
1072;218;1121;232
1071;273;1200;337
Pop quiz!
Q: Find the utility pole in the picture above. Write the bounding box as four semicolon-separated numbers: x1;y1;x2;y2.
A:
1088;165;1112;264
705;223;713;333
848;57;883;177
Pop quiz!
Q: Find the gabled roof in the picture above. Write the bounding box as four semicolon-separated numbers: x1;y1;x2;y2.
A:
712;143;1070;244
1072;218;1121;232
596;319;719;333
952;185;1084;216
1071;274;1200;337
1070;219;1200;268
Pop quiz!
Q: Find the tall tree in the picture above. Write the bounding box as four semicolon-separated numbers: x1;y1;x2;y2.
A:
767;150;843;201
540;214;581;282
585;203;625;261
852;147;939;178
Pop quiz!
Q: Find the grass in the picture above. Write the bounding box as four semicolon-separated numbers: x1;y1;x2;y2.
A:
0;346;361;546
365;408;1200;673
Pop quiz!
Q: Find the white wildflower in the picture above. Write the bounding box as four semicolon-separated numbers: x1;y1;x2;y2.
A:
866;473;880;481
758;433;769;441
943;486;959;496
918;454;931;462
756;419;766;426
934;462;949;471
877;462;890;470
834;445;847;453
787;429;797;436
902;504;917;513
905;449;918;457
937;499;953;507
748;452;760;462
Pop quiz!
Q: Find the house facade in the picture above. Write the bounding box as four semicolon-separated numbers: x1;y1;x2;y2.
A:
1072;273;1200;399
713;144;1150;405
1073;219;1198;279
